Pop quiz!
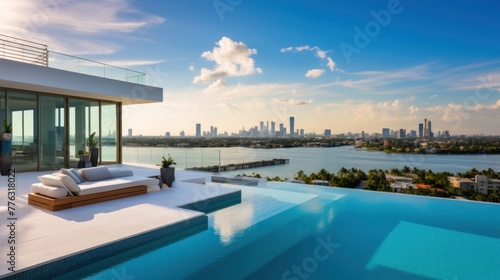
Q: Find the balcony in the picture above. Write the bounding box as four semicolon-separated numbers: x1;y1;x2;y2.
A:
0;34;145;84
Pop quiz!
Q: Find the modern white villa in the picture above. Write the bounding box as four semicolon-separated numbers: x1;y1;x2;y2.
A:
0;34;162;172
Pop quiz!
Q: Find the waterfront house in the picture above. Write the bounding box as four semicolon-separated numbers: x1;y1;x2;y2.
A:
0;34;162;172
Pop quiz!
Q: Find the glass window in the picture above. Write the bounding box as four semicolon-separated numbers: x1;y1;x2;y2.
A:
101;102;118;162
39;96;65;170
68;99;99;168
9;92;38;171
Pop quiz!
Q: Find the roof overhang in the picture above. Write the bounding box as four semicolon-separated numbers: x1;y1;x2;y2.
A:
0;58;163;105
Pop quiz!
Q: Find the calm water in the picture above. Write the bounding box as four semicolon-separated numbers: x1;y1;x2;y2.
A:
56;182;500;280
123;146;500;178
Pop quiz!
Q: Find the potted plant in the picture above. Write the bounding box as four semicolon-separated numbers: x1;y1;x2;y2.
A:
77;150;91;168
2;119;12;141
1;119;13;175
86;132;99;167
160;154;176;187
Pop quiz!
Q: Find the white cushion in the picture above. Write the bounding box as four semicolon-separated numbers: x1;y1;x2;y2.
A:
79;166;113;181
71;168;86;182
32;183;68;198
77;176;159;195
109;168;133;178
38;175;66;188
61;168;82;184
52;173;81;193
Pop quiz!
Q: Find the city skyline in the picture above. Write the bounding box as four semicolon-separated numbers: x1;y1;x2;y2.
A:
2;1;499;136
129;116;461;139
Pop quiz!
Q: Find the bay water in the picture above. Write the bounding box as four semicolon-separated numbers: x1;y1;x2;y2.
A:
123;145;500;179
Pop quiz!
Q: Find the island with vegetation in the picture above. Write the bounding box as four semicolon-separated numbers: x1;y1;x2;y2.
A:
240;167;500;203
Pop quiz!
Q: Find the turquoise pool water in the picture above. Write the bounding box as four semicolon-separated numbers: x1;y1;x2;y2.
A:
57;183;500;280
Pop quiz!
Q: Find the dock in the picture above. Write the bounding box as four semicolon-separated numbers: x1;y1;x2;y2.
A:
187;158;290;172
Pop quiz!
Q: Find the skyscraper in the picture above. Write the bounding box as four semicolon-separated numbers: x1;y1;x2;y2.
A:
382;128;390;137
424;118;428;138
324;129;332;138
428;120;432;138
196;123;201;137
128;128;132;137
419;123;423;138
271;121;276;135
289;116;295;137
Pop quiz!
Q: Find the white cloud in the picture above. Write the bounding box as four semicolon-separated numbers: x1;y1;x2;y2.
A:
188;63;196;72
429;94;438;99
274;98;313;106
280;45;338;72
206;79;227;91
0;0;165;55
306;69;325;78
193;37;262;84
326;57;336;72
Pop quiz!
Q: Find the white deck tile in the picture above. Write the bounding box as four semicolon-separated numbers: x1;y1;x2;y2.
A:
0;165;238;277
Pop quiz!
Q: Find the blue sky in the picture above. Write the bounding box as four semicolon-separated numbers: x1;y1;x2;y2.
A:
1;0;500;136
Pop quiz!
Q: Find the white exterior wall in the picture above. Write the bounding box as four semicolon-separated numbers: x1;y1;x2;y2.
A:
0;58;162;104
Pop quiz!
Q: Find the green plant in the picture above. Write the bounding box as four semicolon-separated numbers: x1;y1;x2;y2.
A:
86;132;98;148
78;150;89;155
3;119;12;133
161;154;176;168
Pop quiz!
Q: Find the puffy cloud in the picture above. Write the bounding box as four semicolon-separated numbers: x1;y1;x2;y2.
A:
193;37;262;84
274;98;313;105
206;79;227;91
306;69;325;78
188;63;195;72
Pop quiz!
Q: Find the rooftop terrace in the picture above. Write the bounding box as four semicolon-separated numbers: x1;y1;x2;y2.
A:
0;165;241;279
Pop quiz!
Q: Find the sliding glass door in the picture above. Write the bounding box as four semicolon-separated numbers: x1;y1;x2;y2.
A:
68;99;99;168
39;96;65;170
9;92;38;172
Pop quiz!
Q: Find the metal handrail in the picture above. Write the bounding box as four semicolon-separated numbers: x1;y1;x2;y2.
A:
0;34;48;66
1;34;146;84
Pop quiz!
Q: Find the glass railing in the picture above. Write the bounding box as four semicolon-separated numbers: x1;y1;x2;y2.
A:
123;147;221;172
48;51;145;84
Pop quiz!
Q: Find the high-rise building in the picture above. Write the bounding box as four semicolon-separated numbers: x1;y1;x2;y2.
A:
279;123;284;136
324;129;332;138
361;131;365;139
428;120;432;138
419;123;423;138
196;123;201;137
289;116;295;137
398;129;406;139
271;121;276;135
300;129;304;137
128;128;132;137
424;118;428;138
259;121;264;132
382;128;390;137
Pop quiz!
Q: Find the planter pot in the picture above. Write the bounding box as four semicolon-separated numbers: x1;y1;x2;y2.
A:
160;167;175;187
78;154;92;168
0;140;12;176
90;148;99;167
2;133;12;141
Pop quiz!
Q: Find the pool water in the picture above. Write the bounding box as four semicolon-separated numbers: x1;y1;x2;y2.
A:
56;182;500;280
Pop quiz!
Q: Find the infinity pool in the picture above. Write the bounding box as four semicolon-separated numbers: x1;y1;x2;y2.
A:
56;182;500;279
